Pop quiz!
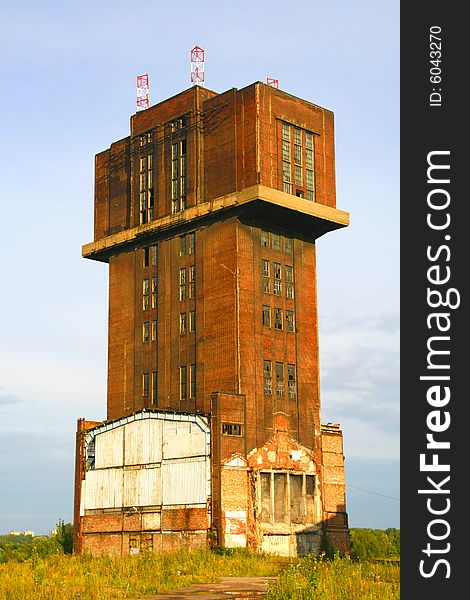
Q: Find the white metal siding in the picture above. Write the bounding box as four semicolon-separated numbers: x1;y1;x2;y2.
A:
94;427;124;468
162;458;207;505
83;468;123;509
123;466;162;507
124;419;162;466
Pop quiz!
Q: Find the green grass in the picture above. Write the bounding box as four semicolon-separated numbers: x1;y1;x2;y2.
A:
266;555;400;600
0;549;400;600
0;548;279;600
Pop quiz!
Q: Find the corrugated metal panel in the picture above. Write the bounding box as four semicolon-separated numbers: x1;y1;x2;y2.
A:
162;458;207;505
94;427;124;468
123;466;162;507
83;468;123;509
124;419;162;465
163;420;207;459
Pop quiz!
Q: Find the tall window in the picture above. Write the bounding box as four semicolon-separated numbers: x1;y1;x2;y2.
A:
151;371;157;405
143;279;150;311
262;305;271;327
288;364;296;398
151;275;158;308
179;268;187;301
143;373;149;397
188;265;195;298
189;310;196;332
263;360;272;395
139;134;154;224
180;366;187;400
180;312;187;334
276;362;284;396
190;364;196;399
274;308;283;330
143;321;150;342
286;310;295;332
280;122;315;201
171;139;187;213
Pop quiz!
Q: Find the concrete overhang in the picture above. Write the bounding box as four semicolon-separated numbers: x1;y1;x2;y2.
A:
82;184;349;262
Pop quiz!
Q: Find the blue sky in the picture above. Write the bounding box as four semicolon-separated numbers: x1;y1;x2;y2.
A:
0;0;399;534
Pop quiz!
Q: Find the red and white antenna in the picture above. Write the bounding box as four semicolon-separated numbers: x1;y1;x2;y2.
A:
267;78;279;89
136;74;150;111
190;46;205;86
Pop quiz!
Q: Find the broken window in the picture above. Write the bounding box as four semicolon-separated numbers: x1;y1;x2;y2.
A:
143;279;150;311
276;362;284;396
143;321;150;342
179;268;186;301
288;364;296;398
222;423;242;436
151;275;157;308
261;230;269;247
180;312;187;334
263;360;272;395
286;310;295;332
274;308;283;330
262;305;271;327
259;472;316;525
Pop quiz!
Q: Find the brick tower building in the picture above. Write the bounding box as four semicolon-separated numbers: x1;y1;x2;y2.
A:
73;82;350;557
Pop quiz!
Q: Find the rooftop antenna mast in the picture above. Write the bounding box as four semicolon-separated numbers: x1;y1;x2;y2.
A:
190;46;205;86
136;74;150;111
267;77;279;89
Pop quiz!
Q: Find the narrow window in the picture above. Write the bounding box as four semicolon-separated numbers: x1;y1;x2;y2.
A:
273;263;282;279
306;475;315;521
143;279;150;311
188;232;195;254
274;308;283;330
151;319;157;341
151;245;157;266
180;312;187;334
273;279;282;296
179;235;187;256
285;265;293;282
276;362;284;396
262;277;270;294
189;265;195;298
286;310;295;332
285;266;294;299
179;268;186;301
143;321;150;342
272;233;281;251
274;473;287;523
151;371;157;405
151;275;158;308
189;310;196;332
143;373;149;396
284;238;292;253
262;305;271;327
263;360;272;395
262;259;270;277
144;247;150;267
180;366;187;400
288;364;296;398
261;230;269;247
282;122;291;140
190;364;196;399
260;473;271;522
290;474;303;523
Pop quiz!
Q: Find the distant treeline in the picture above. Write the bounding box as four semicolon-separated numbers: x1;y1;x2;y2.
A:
0;520;72;563
349;528;400;561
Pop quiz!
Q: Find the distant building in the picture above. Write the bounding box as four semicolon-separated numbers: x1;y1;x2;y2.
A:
7;530;34;537
74;82;350;557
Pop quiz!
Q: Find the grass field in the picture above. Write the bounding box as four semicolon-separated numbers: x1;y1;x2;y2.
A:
0;549;400;600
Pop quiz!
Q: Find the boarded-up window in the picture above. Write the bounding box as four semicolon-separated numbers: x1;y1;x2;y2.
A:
290;474;303;523
260;473;271;522
274;474;287;523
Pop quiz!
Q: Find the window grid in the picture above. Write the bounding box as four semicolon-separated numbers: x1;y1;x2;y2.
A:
263;360;272;395
280;122;315;201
